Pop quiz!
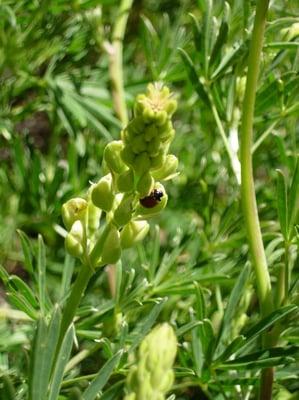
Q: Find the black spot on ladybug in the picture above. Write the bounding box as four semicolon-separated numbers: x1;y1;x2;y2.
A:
140;189;164;208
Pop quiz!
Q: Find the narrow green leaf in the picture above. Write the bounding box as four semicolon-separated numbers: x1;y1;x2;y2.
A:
176;320;204;337
276;169;288;240
214;336;246;363
203;0;213;74
48;325;74;400
191;312;204;376
29;317;48;400
7;293;37;320
37;235;47;315
60;254;75;301
178;48;209;104
128;298;166;352
149;225;160;282
239;305;298;353
288;159;299;239
214;264;250;357
99;380;124;400
209;2;230;68
211;43;244;80
34;307;62;400
17;230;34;275
8;276;38;308
189;13;202;56
82;351;123;400
218;346;299;370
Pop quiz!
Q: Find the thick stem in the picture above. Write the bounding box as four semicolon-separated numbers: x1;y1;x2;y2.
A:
240;0;272;318
240;1;274;399
108;0;133;127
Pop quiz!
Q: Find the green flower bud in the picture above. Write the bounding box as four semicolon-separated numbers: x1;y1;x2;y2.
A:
133;152;151;175
147;136;161;157
116;169;135;193
120;220;149;249
65;220;84;258
127;117;145;136
135;183;167;217
137;172;154;197
155;110;168;125
121;146;136;168
91;174;114;212
113;193;134;227
101;225;121;264
150;151;166;170
104;140;126;174
152;155;178;181
144;124;158;142
87;200;101;234
125;323;177;400
131;135;147;154
62;198;88;230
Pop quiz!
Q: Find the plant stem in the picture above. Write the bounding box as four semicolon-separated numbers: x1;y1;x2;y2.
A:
107;0;133;127
54;223;111;364
240;0;272;318
56;265;93;352
240;1;274;398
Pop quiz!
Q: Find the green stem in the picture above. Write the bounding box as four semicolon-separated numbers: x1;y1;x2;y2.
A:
56;265;93;352
54;224;111;362
240;1;274;398
108;0;133;127
240;0;273;318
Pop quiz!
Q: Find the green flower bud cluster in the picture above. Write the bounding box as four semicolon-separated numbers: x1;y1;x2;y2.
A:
124;323;177;400
119;83;177;191
61;84;178;267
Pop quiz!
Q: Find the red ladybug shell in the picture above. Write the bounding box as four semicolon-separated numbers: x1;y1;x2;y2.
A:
140;189;163;208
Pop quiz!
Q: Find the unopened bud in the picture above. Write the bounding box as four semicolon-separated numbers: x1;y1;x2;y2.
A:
113;194;134;227
91;174;114;212
104;140;126;174
101;225;121;264
65;220;84;258
120;220;149;249
116;169;135;192
62;198;88;230
137;172;154;197
152;154;178;181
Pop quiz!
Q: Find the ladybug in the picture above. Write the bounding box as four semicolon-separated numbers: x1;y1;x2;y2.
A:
140;189;163;208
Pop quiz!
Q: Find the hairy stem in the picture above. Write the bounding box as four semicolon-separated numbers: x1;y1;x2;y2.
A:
108;0;133;127
240;1;274;398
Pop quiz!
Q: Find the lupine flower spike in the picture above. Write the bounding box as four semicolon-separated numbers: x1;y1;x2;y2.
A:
61;83;178;267
124;323;177;400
